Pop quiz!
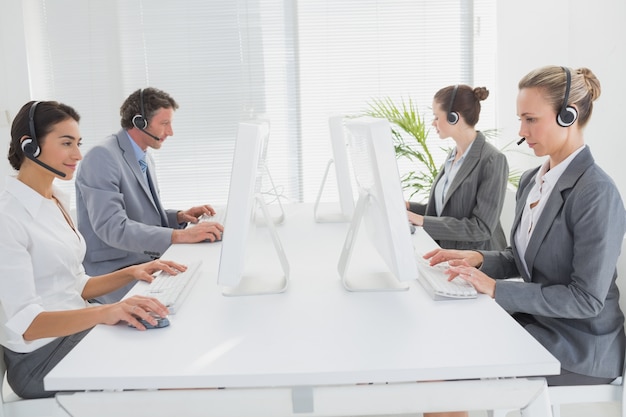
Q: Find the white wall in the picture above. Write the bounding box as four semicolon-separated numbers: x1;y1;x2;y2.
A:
496;0;626;199
1;1;625;198
0;0;30;180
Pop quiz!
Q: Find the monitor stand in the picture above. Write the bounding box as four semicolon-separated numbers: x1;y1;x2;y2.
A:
221;194;290;297
313;158;352;223
337;191;409;292
254;165;286;225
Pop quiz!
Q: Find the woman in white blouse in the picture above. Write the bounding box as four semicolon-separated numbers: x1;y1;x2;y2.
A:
0;100;186;399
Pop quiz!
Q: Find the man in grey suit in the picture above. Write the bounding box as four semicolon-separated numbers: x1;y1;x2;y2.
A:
76;87;224;303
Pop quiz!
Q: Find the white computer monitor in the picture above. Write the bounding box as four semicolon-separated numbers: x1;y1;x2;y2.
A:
216;121;289;296
338;117;417;292
313;115;355;222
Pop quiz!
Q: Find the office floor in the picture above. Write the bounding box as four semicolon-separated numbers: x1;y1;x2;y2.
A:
469;404;620;416
367;403;620;417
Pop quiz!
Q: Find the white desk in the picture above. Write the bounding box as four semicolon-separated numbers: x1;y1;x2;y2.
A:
45;204;559;417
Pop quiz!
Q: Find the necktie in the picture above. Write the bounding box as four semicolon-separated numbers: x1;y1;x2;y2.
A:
140;159;168;227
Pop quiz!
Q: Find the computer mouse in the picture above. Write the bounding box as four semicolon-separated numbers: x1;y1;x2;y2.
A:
128;316;170;329
409;223;416;234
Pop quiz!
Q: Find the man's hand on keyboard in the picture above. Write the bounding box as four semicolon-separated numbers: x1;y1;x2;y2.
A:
177;204;216;224
127;259;188;284
173;221;224;243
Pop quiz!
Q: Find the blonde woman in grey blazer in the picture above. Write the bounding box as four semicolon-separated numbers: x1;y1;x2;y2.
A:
424;67;625;416
408;85;508;251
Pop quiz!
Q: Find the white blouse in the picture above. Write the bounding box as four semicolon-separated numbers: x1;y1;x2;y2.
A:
0;176;89;353
515;145;586;276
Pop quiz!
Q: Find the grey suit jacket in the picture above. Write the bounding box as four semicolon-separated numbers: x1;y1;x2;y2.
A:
409;132;508;250
482;146;626;378
75;130;184;303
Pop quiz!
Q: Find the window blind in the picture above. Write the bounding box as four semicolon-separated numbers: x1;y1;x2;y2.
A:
24;0;496;209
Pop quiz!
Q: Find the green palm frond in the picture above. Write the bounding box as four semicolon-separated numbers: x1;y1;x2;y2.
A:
361;96;519;200
363;97;438;202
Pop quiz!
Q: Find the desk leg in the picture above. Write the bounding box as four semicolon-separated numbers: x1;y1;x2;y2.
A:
520;379;552;417
291;386;314;413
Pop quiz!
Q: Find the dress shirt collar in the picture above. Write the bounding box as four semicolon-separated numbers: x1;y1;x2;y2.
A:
4;176;70;220
533;144;586;189
125;130;148;165
447;138;475;165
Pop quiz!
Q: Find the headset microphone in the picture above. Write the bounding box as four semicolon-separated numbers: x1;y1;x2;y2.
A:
517;137;526;145
23;152;67;177
132;88;161;141
138;125;161;142
22;101;67;178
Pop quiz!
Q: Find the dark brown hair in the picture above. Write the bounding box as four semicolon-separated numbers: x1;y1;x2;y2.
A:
434;85;489;127
120;87;179;129
8;101;80;171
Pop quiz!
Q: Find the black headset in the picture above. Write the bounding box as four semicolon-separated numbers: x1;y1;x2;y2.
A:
556;67;578;127
20;101;66;177
21;101;42;157
447;84;460;125
131;88;161;141
132;88;148;130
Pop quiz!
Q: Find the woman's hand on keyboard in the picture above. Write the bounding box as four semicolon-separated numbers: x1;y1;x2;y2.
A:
446;262;496;298
423;249;496;298
127;259;188;284
423;248;484;269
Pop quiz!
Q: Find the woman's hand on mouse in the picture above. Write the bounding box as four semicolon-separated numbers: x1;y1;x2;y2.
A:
100;296;169;330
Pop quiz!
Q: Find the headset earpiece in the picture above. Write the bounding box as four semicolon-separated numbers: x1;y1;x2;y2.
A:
132;88;148;129
132;114;147;129
557;106;577;127
447;110;459;125
21;138;40;157
447;85;459;125
556;67;578;127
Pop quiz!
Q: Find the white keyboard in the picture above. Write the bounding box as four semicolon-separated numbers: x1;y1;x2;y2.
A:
199;210;226;225
186;210;226;229
414;254;477;300
186;211;226;242
136;260;203;313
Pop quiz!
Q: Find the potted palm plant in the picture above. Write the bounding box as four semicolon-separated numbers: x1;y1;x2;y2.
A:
362;97;438;202
363;96;520;201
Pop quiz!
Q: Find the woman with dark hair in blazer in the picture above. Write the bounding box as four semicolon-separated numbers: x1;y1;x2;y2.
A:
407;84;509;250
423;66;626;417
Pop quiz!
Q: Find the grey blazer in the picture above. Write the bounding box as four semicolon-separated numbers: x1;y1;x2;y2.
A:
482;146;626;379
75;130;184;303
409;132;508;250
